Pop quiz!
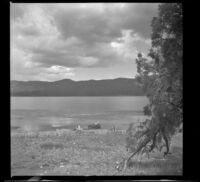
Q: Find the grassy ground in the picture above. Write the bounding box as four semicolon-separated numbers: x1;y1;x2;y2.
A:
11;127;182;176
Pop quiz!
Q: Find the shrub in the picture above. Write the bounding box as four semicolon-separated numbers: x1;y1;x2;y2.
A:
88;123;101;129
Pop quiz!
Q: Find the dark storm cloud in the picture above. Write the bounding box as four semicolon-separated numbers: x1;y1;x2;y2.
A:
54;3;158;43
120;3;159;38
54;10;120;44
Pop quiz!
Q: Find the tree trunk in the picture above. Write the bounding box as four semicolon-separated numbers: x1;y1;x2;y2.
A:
122;136;153;173
162;130;170;157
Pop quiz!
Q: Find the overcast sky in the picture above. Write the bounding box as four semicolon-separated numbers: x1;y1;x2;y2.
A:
11;3;159;81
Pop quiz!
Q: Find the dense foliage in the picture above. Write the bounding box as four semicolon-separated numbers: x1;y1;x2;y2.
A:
122;3;182;172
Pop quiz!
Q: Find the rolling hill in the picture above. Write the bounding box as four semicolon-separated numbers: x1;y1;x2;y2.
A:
10;78;144;96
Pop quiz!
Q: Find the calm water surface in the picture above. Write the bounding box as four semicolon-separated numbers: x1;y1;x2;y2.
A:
11;96;149;132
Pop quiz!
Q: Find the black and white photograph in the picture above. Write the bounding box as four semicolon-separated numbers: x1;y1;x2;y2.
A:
10;3;183;176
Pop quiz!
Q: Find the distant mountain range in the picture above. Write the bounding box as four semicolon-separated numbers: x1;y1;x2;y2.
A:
10;78;144;96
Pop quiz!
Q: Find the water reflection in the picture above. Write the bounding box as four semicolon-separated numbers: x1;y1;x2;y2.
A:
11;97;149;133
11;116;75;132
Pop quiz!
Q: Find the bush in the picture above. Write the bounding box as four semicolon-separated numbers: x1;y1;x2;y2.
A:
88;123;101;129
143;105;151;116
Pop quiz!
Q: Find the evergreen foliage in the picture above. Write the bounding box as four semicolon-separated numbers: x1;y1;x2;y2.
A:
120;3;182;173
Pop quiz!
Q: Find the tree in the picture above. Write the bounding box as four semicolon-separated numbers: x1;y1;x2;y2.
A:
117;3;182;173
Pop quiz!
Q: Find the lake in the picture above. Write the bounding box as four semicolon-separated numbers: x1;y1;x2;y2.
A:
11;96;149;132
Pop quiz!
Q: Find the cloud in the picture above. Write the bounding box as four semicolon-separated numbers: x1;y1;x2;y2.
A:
11;61;75;82
53;3;158;43
10;3;158;81
10;3;25;20
11;44;74;81
111;30;152;61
